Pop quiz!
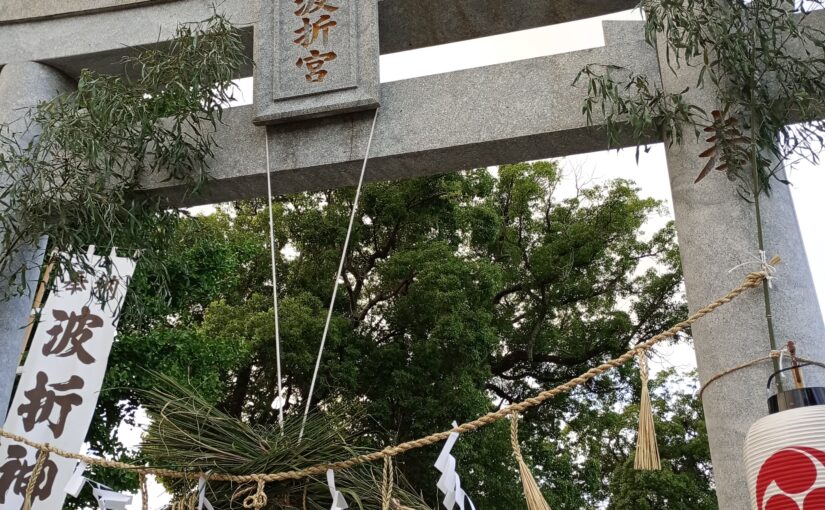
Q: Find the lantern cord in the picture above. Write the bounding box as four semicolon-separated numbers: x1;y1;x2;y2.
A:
264;131;285;430
699;351;825;400
300;109;380;440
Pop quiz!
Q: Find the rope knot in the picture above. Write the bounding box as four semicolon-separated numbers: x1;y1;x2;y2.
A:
243;478;268;509
732;253;780;288
759;252;779;288
638;354;650;382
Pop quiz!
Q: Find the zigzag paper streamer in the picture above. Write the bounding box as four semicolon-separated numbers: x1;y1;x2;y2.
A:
434;422;475;510
327;469;349;510
65;461;87;498
198;476;214;510
91;482;133;510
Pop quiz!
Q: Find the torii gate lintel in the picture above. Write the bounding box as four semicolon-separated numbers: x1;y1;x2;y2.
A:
1;3;824;509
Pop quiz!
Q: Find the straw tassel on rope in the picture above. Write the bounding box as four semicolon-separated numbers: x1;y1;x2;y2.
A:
634;354;661;470
23;447;49;510
171;492;196;510
382;456;394;510
510;414;551;510
140;472;149;510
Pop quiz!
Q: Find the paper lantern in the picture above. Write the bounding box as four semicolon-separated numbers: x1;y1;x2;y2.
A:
744;363;825;510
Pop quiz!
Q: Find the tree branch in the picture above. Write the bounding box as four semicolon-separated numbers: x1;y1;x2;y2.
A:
485;382;517;404
357;273;415;321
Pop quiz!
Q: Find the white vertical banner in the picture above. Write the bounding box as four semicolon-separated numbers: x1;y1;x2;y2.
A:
0;248;137;509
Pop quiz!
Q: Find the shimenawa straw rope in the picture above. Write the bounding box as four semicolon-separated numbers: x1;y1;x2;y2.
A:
140;472;149;510
0;262;775;488
23;447;49;510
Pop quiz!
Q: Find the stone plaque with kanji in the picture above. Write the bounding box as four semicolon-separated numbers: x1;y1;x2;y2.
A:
254;0;380;125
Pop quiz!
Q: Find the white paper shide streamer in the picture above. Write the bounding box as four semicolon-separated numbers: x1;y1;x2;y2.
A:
327;469;349;510
90;481;133;510
198;475;214;510
64;461;87;498
62;460;135;510
434;422;476;510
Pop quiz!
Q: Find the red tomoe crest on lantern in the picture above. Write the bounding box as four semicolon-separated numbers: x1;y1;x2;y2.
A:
744;351;825;510
756;447;825;510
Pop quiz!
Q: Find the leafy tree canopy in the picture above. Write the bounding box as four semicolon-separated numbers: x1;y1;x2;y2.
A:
84;162;714;509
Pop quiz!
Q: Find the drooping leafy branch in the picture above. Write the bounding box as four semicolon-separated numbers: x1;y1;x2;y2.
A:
575;0;825;195
0;13;247;302
576;64;706;159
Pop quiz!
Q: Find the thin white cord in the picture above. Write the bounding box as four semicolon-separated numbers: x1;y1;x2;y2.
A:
264;133;285;430
727;249;776;288
300;109;380;439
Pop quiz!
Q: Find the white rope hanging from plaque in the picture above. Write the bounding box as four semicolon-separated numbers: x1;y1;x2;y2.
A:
264;131;286;430
300;108;380;439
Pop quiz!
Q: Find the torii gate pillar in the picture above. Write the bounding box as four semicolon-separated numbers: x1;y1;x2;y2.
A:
0;62;75;423
657;35;825;508
1;2;825;505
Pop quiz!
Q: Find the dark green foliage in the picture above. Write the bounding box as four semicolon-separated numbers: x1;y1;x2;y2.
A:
605;371;716;510
0;13;247;301
0;8;721;507
83;162;715;508
575;0;825;195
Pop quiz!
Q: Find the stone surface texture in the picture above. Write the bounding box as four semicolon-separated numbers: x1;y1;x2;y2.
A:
656;30;825;510
0;63;76;423
375;0;637;54
148;21;658;205
0;0;254;80
0;0;176;24
254;0;380;124
0;0;634;78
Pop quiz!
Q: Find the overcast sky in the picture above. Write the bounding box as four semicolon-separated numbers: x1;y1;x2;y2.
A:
128;10;824;508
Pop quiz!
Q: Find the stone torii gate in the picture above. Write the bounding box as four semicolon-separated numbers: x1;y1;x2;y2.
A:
1;1;824;508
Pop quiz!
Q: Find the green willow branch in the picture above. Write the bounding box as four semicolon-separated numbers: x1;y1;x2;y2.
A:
574;64;706;161
0;13;248;304
576;0;825;196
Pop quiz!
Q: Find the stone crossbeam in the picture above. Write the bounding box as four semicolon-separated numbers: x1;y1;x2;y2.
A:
145;21;657;206
0;0;636;79
3;4;825;508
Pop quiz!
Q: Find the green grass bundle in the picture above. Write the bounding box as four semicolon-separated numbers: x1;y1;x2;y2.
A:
141;374;431;510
